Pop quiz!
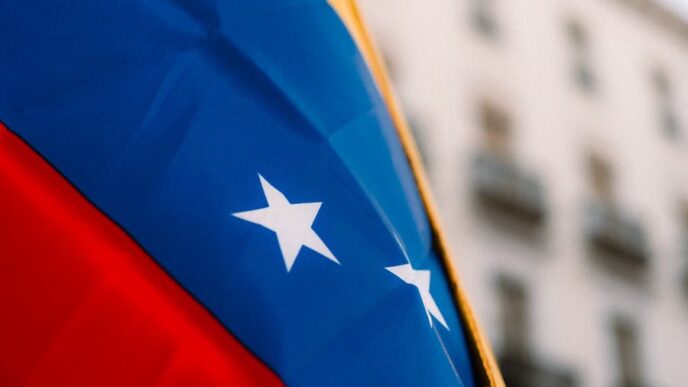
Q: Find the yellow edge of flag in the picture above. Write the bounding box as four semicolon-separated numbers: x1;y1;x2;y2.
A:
328;1;506;386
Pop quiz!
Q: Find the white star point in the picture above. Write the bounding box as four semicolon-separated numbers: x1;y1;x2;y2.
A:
386;263;449;330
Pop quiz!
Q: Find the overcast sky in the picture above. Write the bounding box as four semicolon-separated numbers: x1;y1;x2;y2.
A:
660;0;688;19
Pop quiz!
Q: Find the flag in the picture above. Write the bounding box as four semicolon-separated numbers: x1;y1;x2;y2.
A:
0;0;503;386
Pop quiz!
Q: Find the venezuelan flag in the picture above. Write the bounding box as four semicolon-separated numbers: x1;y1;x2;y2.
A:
0;1;503;386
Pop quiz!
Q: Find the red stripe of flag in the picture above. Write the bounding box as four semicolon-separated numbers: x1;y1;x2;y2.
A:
0;123;282;386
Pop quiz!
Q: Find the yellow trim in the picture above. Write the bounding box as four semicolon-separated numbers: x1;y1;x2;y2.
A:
328;1;505;386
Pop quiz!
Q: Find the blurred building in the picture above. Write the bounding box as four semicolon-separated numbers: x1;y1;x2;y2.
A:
357;0;688;386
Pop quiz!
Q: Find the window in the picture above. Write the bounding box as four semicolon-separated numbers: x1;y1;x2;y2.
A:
683;205;688;294
497;276;529;356
612;318;643;387
480;102;511;155
587;153;613;199
652;69;681;139
408;116;431;169
566;20;596;93
585;153;650;274
681;204;688;258
472;102;547;227
471;0;498;39
379;44;398;84
679;203;688;269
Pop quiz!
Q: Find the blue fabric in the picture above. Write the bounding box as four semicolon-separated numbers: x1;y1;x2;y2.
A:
0;1;476;386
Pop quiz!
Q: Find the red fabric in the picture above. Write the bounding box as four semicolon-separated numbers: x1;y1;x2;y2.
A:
0;123;282;387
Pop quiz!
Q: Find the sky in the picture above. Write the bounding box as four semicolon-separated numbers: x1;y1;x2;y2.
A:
660;0;688;19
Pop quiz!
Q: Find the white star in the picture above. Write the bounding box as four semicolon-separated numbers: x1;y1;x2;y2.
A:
386;264;449;330
233;174;339;272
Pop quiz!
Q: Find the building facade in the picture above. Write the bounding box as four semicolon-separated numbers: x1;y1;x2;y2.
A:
357;0;688;386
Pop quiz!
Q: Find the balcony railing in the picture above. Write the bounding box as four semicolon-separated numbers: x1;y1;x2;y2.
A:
471;151;547;227
584;201;649;272
499;353;577;387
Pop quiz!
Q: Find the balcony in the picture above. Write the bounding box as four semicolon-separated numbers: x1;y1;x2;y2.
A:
499;353;577;387
471;151;547;228
614;383;649;387
584;201;649;275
